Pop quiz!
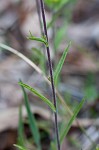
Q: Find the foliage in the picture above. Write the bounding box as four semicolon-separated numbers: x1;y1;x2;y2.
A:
14;144;27;150
18;106;25;147
0;0;94;149
60;98;85;144
20;84;41;150
28;32;48;47
18;81;56;112
51;98;85;150
53;42;71;85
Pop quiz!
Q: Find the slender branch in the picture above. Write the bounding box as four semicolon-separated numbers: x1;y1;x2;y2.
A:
39;0;60;150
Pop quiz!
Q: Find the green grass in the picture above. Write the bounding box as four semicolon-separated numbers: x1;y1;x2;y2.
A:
18;106;25;147
51;98;86;150
20;83;41;150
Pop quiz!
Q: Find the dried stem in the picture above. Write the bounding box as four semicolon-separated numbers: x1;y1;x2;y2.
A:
39;0;60;150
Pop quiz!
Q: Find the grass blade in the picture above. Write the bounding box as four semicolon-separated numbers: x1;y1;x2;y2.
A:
19;81;56;112
18;106;25;146
20;84;41;150
60;98;86;144
54;42;71;85
14;144;27;150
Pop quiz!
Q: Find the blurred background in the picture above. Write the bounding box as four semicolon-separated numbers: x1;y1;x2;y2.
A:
0;0;99;150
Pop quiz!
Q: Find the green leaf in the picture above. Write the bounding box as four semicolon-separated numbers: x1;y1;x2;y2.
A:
20;84;41;150
54;26;66;50
53;42;71;85
27;31;48;47
18;106;25;146
18;81;56;112
51;98;86;150
60;98;86;144
14;144;27;150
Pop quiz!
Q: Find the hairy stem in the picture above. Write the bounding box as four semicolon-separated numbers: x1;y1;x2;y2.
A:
39;0;60;150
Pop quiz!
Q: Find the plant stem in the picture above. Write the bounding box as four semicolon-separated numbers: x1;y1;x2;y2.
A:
39;0;60;150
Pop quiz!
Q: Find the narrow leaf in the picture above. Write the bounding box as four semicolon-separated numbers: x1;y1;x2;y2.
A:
14;144;27;150
60;98;86;144
19;81;56;112
54;42;71;85
18;106;25;146
20;84;41;150
28;31;48;47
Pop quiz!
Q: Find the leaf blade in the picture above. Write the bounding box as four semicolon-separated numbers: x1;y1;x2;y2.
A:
20;84;41;150
18;106;25;147
18;81;56;112
54;42;71;85
60;98;86;144
14;144;27;150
